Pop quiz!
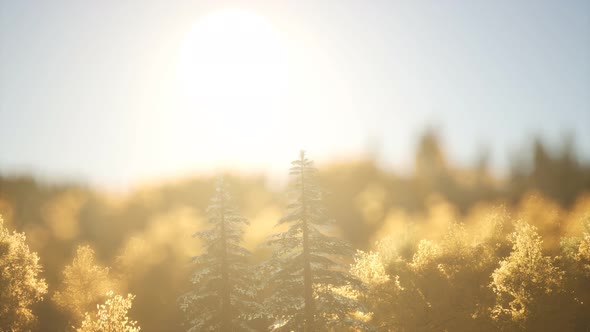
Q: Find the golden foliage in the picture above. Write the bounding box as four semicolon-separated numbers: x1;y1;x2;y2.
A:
53;245;117;324
490;221;564;326
77;291;140;332
351;250;390;285
0;215;48;331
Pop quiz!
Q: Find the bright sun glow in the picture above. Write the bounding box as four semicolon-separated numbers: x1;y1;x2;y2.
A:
176;8;289;166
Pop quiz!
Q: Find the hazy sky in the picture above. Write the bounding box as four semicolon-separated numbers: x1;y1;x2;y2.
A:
1;0;589;188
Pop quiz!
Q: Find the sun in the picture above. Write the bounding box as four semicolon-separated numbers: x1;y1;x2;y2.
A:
176;8;289;165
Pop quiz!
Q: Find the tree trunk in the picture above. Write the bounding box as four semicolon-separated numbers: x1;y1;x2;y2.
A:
303;223;314;332
220;197;231;332
301;156;315;332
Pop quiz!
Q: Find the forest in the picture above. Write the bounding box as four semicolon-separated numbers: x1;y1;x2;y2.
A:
1;131;590;331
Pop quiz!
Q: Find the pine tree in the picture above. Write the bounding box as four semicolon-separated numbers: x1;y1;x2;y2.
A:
179;178;259;332
265;151;371;331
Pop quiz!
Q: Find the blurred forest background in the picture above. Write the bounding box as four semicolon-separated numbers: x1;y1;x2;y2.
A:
2;1;590;331
1;130;589;331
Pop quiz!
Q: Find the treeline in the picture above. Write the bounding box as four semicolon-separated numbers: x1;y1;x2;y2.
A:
0;132;589;331
353;202;590;331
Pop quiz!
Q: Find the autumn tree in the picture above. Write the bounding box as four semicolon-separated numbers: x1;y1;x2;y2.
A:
0;215;48;331
350;246;403;331
490;221;564;330
265;151;371;331
418;222;498;331
76;291;140;332
53;245;117;325
359;217;507;331
559;216;590;330
179;178;259;331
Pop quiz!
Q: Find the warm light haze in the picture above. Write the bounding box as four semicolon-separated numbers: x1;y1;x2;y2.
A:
1;1;588;187
1;1;589;332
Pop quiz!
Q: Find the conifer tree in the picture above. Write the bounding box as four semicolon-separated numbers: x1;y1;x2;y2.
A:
179;178;259;332
265;151;371;331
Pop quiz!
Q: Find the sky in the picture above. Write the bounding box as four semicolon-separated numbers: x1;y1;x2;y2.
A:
1;0;589;188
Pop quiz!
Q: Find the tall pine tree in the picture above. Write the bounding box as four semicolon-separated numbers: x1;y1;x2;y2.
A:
264;151;372;331
180;178;259;331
